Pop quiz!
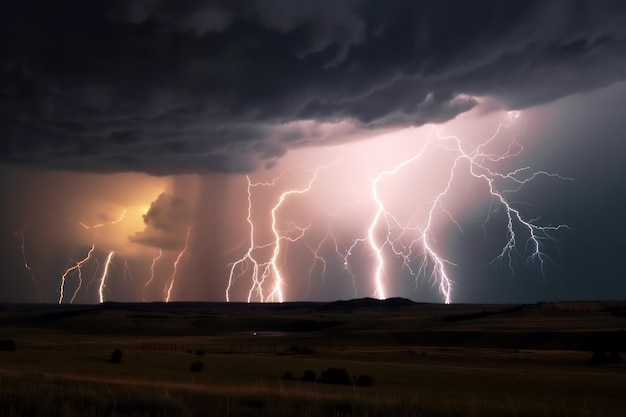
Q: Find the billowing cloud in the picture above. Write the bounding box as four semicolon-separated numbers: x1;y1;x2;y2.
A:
1;0;625;174
129;177;198;249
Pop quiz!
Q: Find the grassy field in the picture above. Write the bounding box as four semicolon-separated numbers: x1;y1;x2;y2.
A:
0;299;625;416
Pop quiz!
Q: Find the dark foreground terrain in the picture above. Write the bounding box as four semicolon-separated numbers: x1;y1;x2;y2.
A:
1;299;625;416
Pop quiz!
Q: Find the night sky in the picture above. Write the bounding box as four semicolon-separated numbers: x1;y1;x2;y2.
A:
1;1;626;304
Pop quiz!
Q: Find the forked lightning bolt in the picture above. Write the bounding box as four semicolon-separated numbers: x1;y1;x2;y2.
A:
165;227;193;303
78;209;127;230
15;230;40;301
345;112;569;303
229;112;568;304
143;249;162;301
59;245;95;304
227;171;320;303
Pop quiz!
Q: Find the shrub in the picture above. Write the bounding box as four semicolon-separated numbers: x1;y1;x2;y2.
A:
590;350;605;363
110;349;123;363
356;374;373;387
0;339;15;351
190;361;203;372
319;367;351;385
302;370;316;382
195;349;205;356
282;371;293;380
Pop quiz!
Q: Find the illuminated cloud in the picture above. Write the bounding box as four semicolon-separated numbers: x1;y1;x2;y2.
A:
0;1;624;174
2;2;626;305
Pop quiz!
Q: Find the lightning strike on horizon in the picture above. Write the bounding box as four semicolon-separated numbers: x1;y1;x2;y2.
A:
347;111;568;304
98;251;114;303
227;171;321;303
59;245;95;304
225;111;568;304
15;230;40;301
165;227;193;303
143;249;163;301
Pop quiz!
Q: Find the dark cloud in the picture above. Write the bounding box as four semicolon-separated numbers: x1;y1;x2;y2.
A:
129;191;193;250
1;0;625;174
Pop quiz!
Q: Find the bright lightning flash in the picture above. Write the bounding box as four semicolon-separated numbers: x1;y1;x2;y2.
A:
59;245;95;304
98;251;114;303
143;249;163;301
165;227;193;303
228;111;569;304
227;171;320;303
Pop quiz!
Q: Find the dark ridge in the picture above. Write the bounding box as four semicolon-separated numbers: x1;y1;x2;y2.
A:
441;304;531;322
317;297;416;312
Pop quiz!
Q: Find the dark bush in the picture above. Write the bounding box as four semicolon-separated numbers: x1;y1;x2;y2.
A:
195;349;205;356
110;348;123;363
300;346;314;354
0;339;15;351
302;370;316;382
282;371;293;380
590;350;623;364
356;374;373;387
190;361;203;372
287;346;300;354
319;367;351;385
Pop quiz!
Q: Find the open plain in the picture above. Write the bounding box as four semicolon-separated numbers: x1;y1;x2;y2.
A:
1;299;625;417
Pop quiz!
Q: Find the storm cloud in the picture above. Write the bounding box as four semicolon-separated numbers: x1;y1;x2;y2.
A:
1;0;625;174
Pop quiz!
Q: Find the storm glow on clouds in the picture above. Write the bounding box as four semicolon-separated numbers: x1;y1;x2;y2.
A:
1;1;626;303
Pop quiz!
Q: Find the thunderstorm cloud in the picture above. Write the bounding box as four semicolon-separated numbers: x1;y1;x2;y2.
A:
1;0;626;174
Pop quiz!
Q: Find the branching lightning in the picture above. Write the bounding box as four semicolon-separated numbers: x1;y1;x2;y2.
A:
59;245;95;304
15;229;40;301
228;111;569;304
227;171;321;303
78;209;127;230
143;249;163;301
165;227;193;303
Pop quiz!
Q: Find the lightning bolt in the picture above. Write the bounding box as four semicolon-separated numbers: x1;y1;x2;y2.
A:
227;171;320;303
14;229;40;301
78;209;127;230
143;249;163;301
59;245;95;304
98;251;114;303
165;227;193;303
338;111;569;304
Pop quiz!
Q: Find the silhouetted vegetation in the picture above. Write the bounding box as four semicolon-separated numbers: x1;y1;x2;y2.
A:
302;370;316;382
590;350;622;364
356;374;373;387
0;339;15;351
286;345;314;355
281;371;293;380
195;349;205;356
110;348;123;363
190;361;203;372
319;367;351;385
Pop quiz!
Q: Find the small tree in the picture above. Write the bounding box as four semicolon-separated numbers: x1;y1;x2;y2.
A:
282;371;294;380
190;361;203;372
319;367;351;385
302;370;316;382
356;374;373;387
110;348;123;363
